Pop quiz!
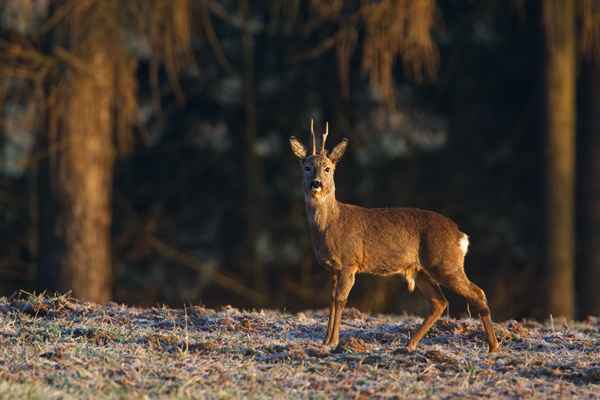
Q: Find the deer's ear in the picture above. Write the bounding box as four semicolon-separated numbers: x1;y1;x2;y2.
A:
328;138;348;163
290;136;308;161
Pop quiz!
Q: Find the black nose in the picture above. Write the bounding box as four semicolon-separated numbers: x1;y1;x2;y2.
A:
311;180;323;189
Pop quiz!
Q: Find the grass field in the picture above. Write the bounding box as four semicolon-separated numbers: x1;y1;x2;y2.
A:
0;293;599;399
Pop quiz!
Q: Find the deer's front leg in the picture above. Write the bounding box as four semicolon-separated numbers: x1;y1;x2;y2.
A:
324;272;338;345
328;269;356;347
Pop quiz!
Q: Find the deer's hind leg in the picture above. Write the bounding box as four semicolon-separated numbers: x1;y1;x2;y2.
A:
439;270;499;353
407;269;448;351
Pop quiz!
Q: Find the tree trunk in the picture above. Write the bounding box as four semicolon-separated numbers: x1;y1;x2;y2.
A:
38;43;115;304
63;47;115;303
543;0;576;319
578;61;600;318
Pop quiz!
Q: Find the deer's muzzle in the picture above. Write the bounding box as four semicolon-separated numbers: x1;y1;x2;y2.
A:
310;180;323;192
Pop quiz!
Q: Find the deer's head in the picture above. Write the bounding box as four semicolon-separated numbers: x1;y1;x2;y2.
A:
290;121;348;202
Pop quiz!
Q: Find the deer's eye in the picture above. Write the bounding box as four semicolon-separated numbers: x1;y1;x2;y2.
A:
304;167;310;172
325;167;330;172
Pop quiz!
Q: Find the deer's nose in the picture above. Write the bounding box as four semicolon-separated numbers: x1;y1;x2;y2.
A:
311;180;323;189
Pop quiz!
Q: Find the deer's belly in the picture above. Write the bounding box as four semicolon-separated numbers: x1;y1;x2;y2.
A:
358;250;417;275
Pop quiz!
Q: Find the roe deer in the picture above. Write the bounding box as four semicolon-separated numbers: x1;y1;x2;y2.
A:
289;121;499;352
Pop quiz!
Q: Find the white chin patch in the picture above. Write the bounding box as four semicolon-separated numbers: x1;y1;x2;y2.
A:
311;187;322;193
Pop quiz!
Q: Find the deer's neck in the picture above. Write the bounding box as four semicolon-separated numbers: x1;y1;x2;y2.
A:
305;192;340;233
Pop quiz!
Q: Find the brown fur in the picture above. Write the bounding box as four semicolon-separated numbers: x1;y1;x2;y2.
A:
290;131;499;353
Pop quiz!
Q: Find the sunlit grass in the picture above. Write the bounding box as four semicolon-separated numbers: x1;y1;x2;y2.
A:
0;293;598;399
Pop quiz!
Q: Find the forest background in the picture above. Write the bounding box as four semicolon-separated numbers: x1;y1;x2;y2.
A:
0;0;599;323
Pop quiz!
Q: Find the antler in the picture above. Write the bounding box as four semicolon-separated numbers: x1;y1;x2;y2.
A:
321;122;328;154
311;119;316;155
310;120;329;155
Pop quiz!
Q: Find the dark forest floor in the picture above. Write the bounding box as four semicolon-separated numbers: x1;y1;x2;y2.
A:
0;293;599;399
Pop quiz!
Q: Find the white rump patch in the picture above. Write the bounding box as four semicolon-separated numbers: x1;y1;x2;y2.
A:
406;277;415;292
400;264;420;292
459;234;469;254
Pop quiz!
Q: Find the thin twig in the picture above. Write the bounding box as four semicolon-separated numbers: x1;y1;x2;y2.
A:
114;194;268;305
287;36;336;64
205;0;267;32
144;234;268;305
200;0;233;71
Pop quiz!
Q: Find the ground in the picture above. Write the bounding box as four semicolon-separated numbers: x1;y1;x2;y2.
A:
0;293;599;399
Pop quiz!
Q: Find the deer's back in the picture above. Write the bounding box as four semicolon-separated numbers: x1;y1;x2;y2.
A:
315;203;467;277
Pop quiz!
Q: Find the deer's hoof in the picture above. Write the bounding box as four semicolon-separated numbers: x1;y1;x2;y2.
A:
488;345;500;353
405;340;418;352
